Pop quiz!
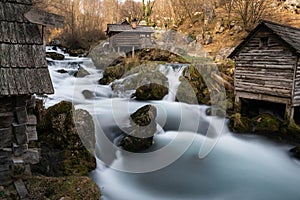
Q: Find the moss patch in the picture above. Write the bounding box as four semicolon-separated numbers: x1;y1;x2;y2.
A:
25;176;100;200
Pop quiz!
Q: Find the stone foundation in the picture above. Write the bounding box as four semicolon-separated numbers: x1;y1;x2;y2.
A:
0;95;39;186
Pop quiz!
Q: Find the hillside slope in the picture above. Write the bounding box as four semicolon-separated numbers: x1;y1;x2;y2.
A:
176;0;300;58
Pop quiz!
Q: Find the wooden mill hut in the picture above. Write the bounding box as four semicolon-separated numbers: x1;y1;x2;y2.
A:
0;0;54;186
228;20;300;120
106;20;154;52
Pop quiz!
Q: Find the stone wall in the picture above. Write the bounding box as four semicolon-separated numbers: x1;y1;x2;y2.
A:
0;95;39;186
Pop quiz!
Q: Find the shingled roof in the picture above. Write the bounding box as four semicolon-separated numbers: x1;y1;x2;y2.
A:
0;0;54;96
228;20;300;58
107;24;154;33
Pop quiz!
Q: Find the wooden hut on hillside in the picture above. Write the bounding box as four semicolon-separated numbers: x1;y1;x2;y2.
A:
0;0;54;186
228;20;300;121
106;20;154;53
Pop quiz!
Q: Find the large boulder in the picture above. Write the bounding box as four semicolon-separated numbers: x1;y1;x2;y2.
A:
33;101;96;177
176;65;210;105
99;64;126;85
132;83;168;101
120;105;157;152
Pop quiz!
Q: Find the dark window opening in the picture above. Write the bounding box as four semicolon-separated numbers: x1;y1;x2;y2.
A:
260;37;269;48
241;98;285;120
294;106;300;125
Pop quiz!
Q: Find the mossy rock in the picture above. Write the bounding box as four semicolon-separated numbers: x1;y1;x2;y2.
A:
137;48;188;63
99;64;125;85
112;67;168;96
120;105;157;152
229;113;252;133
46;52;65;60
132;83;168;100
253;113;281;133
177;65;210;105
34;101;96;177
99;48;188;85
66;48;87;57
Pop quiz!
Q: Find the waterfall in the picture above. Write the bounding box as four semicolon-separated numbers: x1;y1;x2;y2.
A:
159;64;188;102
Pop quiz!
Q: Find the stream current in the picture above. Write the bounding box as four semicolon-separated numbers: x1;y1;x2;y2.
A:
45;47;300;200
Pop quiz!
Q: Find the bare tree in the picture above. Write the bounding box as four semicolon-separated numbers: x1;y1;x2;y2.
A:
231;0;272;31
120;0;143;22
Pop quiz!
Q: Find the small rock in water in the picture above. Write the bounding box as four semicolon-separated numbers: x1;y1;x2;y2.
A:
120;105;157;152
290;146;300;159
82;90;95;99
75;66;90;78
46;52;65;60
57;69;68;74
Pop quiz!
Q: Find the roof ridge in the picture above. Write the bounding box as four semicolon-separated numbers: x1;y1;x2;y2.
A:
260;20;300;32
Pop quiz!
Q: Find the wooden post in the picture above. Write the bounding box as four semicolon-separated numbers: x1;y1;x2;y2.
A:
234;94;241;113
118;46;120;53
132;46;135;57
285;104;294;121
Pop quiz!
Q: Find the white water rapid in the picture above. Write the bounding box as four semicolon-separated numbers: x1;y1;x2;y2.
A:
45;47;300;200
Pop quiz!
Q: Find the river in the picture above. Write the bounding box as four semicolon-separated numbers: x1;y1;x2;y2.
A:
45;47;300;200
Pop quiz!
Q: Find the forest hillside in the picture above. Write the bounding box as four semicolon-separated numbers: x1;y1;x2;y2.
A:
34;0;300;57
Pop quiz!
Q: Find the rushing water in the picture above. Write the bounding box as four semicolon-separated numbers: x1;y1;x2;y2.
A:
46;47;300;200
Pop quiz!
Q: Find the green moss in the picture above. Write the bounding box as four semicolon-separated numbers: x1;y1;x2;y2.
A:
229;113;252;133
253;113;281;133
25;176;100;200
177;65;210;105
34;101;96;177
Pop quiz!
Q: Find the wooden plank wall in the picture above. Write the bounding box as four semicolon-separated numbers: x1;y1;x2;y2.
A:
112;33;144;47
235;30;296;99
294;58;300;106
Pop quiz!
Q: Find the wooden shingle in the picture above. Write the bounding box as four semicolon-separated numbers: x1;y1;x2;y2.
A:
0;0;54;95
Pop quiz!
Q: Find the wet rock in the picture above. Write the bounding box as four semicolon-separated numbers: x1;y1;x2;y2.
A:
57;69;68;74
113;67;168;98
74;109;95;155
120;105;157;152
46;52;65;60
99;64;126;85
176;65;210;105
132;83;168;101
88;44;126;69
290;147;300;159
82;90;95;99
66;49;87;57
33;101;96;176
75;66;90;78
